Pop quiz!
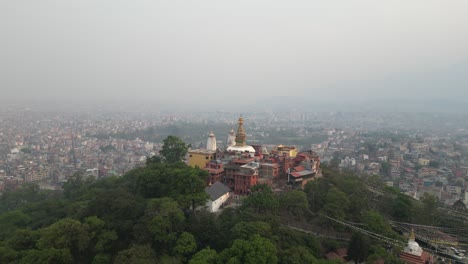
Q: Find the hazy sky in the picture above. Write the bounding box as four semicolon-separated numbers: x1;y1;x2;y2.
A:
1;0;468;110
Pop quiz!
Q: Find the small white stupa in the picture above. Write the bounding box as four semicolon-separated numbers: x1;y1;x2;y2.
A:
403;229;423;256
227;129;236;147
399;229;432;264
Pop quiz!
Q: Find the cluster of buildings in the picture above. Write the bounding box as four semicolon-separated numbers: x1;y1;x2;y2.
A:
188;117;321;196
315;128;468;208
0;112;163;192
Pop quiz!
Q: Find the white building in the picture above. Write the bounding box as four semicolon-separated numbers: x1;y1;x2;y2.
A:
85;168;99;179
205;182;231;213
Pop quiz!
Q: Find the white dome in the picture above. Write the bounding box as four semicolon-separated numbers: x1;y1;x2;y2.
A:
404;240;423;256
227;145;256;153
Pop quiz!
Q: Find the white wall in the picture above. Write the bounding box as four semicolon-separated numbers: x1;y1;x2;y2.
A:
207;192;230;213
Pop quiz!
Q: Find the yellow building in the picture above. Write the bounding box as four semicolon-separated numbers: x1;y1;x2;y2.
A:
275;145;298;157
188;149;216;168
418;158;430;166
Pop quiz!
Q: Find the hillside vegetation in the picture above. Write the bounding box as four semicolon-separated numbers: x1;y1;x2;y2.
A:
1;158;463;263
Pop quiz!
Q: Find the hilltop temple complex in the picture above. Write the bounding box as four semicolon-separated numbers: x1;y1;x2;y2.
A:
188;116;321;194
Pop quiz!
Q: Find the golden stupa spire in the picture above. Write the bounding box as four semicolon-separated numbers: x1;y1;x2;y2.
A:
409;228;415;241
235;116;246;147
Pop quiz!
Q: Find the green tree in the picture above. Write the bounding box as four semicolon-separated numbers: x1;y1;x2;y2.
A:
37;218;91;254
7;229;40;251
414;164;422;171
362;211;397;239
0;210;31;239
92;254;111;264
62;172;94;200
275;228;321;258
173;232;197;257
380;162;391;176
320;187;349;228
0;246;18;264
20;248;73;264
87;188;144;239
242;184;279;213
216;208;242;250
189;247;218;264
392;194;413;222
186;211;222;250
0;183;43;212
146;155;162;165
278;190;308;220
147;198;185;250
279;246;317;264
20;147;31;154
220;235;277;264
172;167;209;211
429;161;440;168
83;216;117;254
367;245;404;264
332;175;369;221
418;193;439;225
114;244;157;264
231;221;272;240
160;136;190;163
99;145;116;153
304;178;330;213
131;163;208;210
348;233;369;264
32;217;116;263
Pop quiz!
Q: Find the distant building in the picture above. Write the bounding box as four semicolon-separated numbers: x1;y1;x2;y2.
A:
418;158;430;166
274;145;298;157
446;185;462;195
340;156;356;167
416;186;442;200
390;159;401;168
418;167;437;178
85;168;99;179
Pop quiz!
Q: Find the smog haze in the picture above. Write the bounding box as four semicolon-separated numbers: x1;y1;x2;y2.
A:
2;0;468;112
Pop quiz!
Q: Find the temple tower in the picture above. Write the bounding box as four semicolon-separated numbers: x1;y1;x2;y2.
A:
207;131;217;151
235;116;246;147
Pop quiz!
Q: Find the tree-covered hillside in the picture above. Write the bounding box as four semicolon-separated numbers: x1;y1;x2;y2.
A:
1;140;466;263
